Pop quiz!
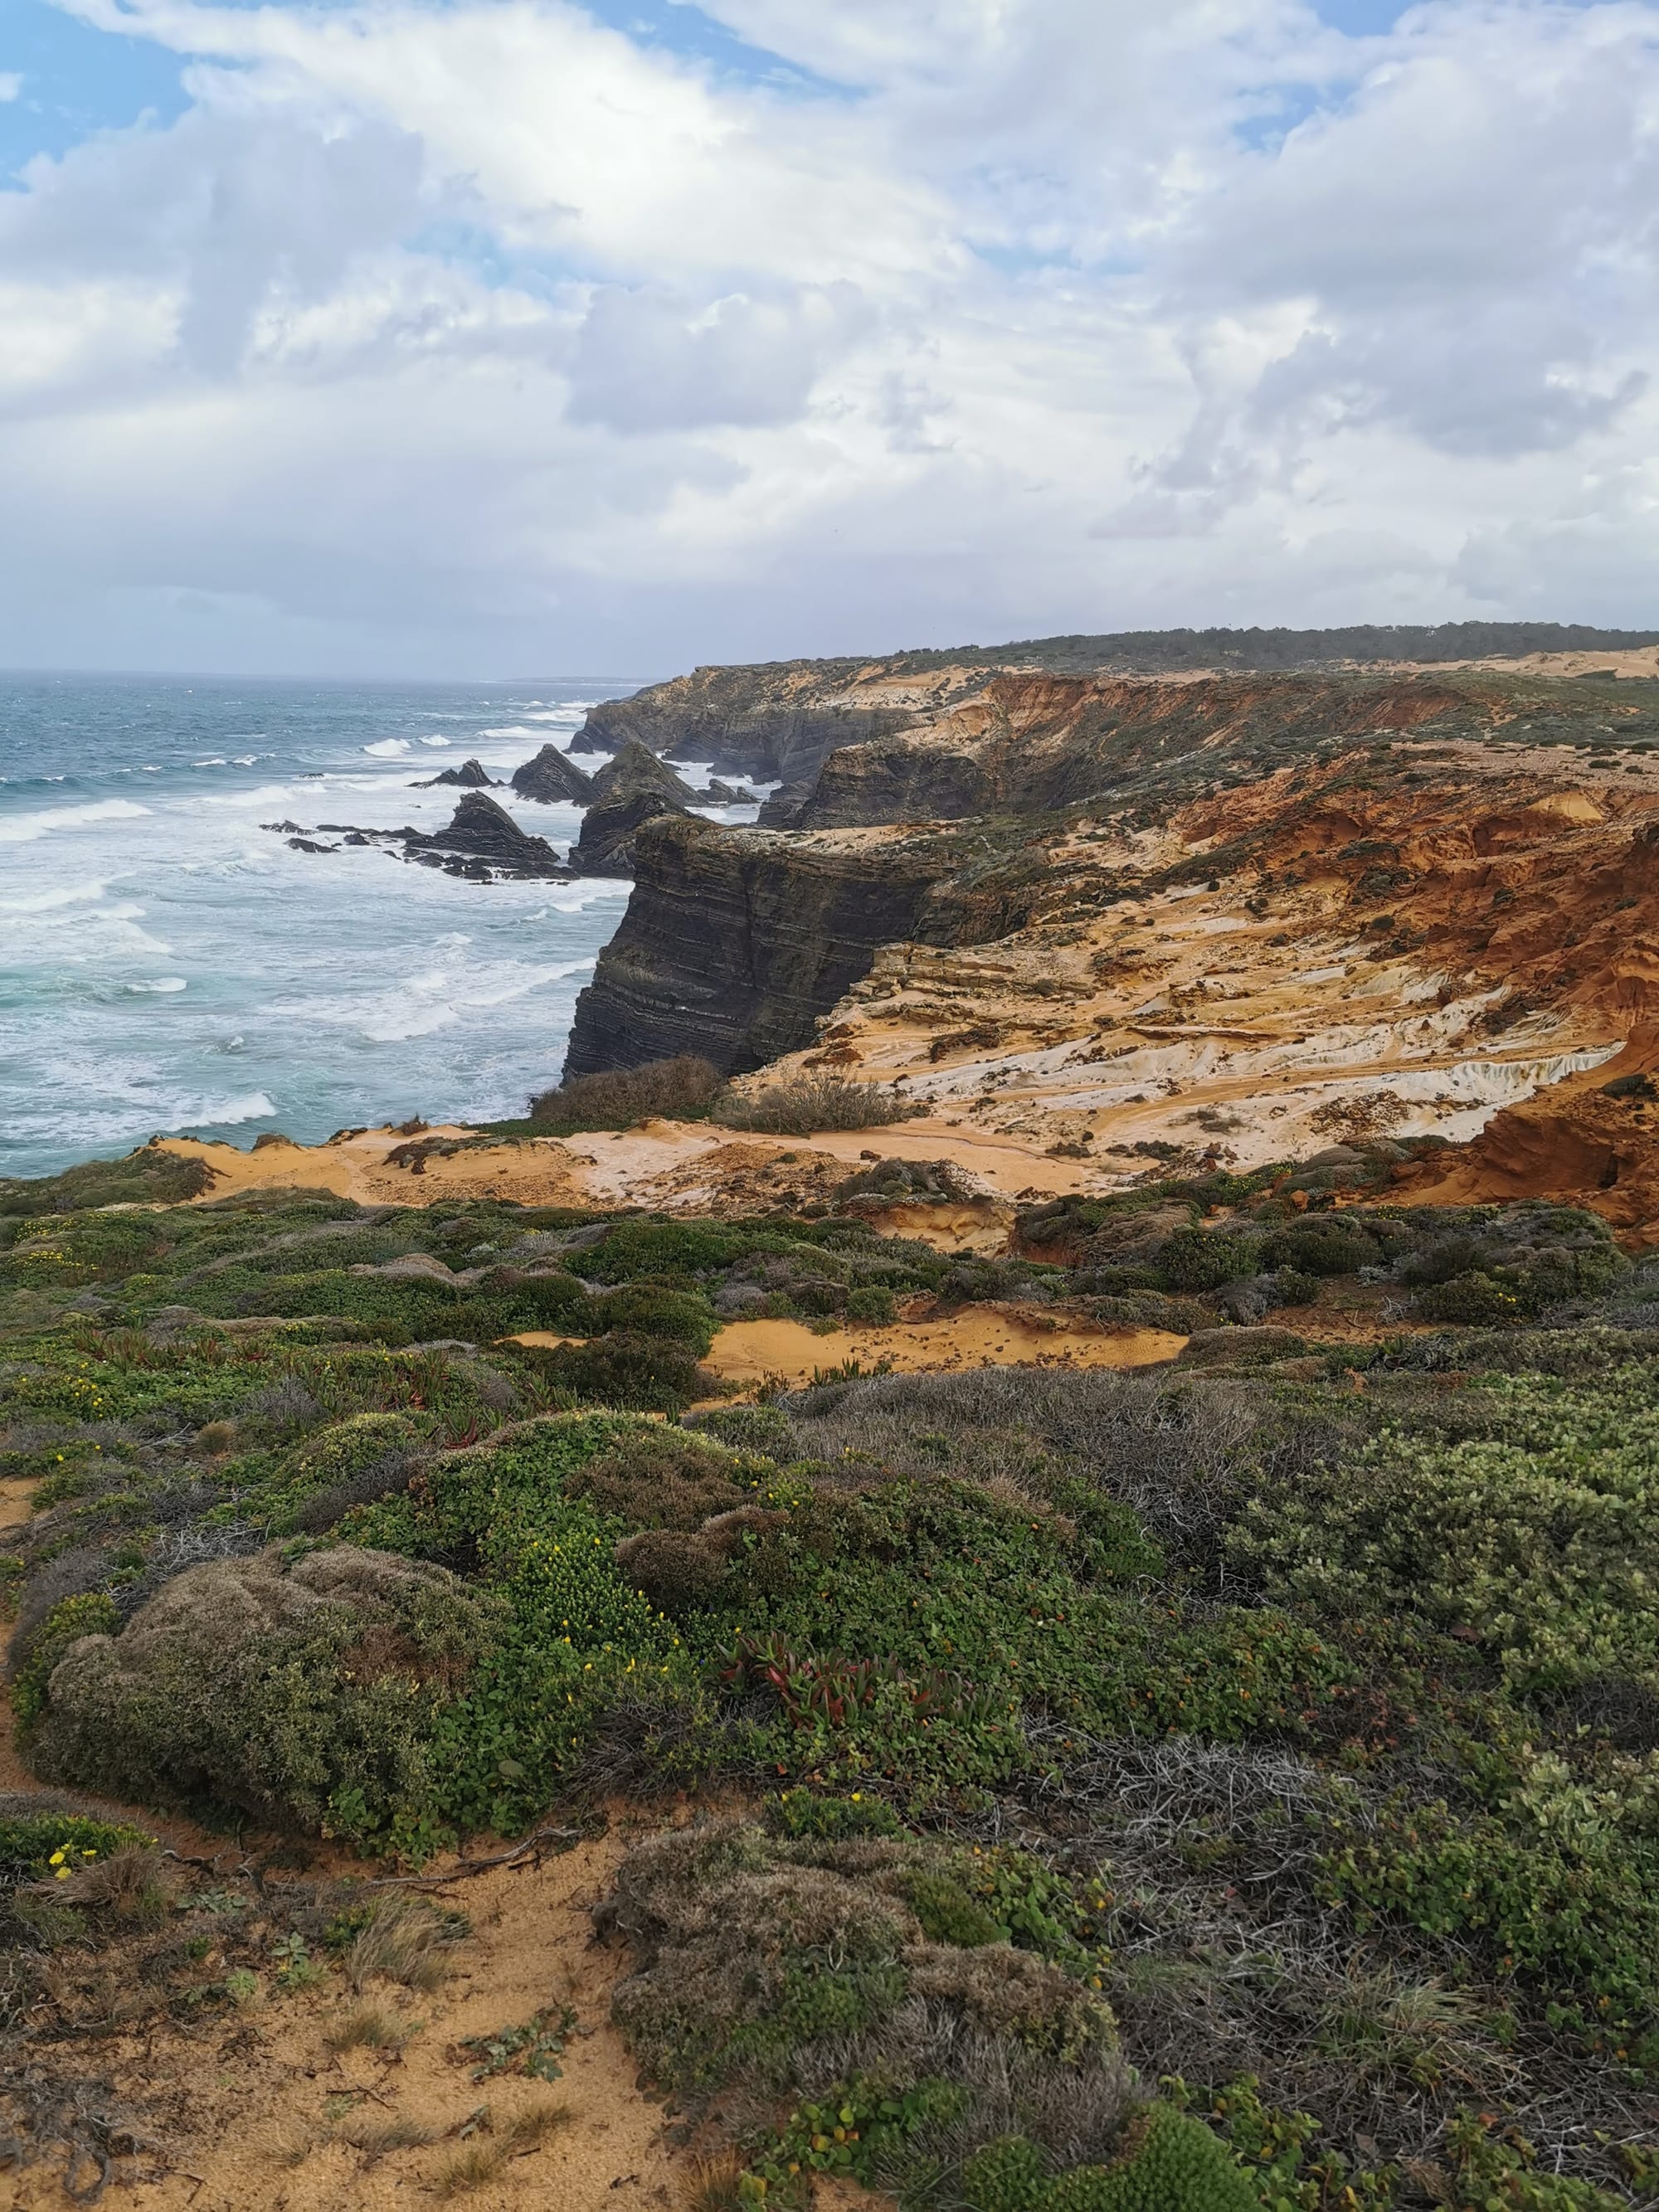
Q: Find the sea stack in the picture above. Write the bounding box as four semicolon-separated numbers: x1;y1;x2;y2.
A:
510;743;596;805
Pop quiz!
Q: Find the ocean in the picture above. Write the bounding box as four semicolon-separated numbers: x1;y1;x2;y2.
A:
0;672;738;1182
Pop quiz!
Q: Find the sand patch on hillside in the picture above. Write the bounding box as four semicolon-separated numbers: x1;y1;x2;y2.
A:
7;1822;685;2212
692;1305;1185;1388
158;1128;592;1210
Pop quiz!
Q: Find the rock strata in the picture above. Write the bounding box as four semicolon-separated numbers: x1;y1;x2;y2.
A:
562;814;951;1077
567;790;689;877
589;740;700;806
510;744;596;805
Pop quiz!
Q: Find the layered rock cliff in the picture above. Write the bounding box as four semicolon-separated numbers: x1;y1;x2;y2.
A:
562;816;954;1076
567;625;1659;803
557;657;1659;1230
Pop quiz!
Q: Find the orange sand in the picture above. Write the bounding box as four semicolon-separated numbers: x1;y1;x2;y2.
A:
693;1305;1185;1387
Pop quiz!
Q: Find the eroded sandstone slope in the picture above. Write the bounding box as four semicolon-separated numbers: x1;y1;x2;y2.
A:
562;659;1659;1237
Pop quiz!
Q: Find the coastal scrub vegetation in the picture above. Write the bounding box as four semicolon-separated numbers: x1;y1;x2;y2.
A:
528;1054;727;1132
711;1073;924;1135
2;1156;1658;2201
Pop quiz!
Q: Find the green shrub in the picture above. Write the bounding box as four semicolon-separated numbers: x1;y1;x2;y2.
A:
1414;1270;1527;1326
514;1330;713;1412
28;1547;505;1851
259;1412;419;1532
12;1591;122;1729
904;1868;1004;1947
713;1077;922;1136
1230;1363;1659;1692
692;1403;798;1457
1261;1219;1385;1278
528;1055;725;1132
0;1811;153;1885
1156;1229;1261;1292
582;1220;759;1284
961;2105;1255;2211
845;1285;898;1325
585;1283;717;1351
0;1145;214;1219
767;1788;902;1841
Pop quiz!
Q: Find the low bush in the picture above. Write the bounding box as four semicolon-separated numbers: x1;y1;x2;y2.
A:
713;1077;922;1136
0;1145;215;1221
960;2103;1256;2212
1155;1228;1262;1292
27;1547;505;1850
528;1055;727;1132
513;1330;716;1412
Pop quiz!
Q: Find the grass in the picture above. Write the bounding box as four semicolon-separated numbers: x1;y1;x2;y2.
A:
324;2002;414;2054
432;2103;572;2194
343;1900;463;1993
338;2112;439;2156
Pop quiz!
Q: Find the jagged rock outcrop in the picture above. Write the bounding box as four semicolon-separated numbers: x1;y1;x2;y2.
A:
562;817;952;1076
567;790;690;877
407;794;570;880
511;743;595;805
416;756;497;789
588;740;700;807
703;778;758;804
568;665;923;798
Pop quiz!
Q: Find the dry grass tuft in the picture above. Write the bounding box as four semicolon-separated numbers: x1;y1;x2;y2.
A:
339;2112;438;2157
431;2102;571;2195
712;1074;921;1136
682;2146;749;2210
344;1898;461;1994
323;2002;412;2054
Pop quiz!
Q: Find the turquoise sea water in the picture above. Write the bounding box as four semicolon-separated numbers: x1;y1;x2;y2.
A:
0;673;723;1180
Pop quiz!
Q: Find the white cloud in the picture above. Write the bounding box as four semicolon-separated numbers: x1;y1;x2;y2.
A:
4;0;1659;674
0;73;22;102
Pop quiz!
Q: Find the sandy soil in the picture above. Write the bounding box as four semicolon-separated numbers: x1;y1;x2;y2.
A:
7;1823;690;2212
693;1305;1185;1387
158;1128;594;1210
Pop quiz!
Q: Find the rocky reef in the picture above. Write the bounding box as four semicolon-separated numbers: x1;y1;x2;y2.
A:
589;737;700;805
415;755;498;789
265;791;572;881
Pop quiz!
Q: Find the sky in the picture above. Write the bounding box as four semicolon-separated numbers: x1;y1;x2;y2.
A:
2;0;1657;678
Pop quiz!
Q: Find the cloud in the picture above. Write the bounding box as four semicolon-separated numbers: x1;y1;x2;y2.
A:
2;0;1659;675
0;74;23;102
566;281;873;431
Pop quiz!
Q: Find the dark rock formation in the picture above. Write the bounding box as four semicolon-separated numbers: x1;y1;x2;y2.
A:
568;666;918;798
567;790;688;877
406;794;572;880
703;778;759;804
510;743;595;805
562;816;951;1077
416;756;497;789
589;739;700;806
